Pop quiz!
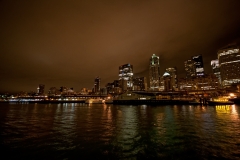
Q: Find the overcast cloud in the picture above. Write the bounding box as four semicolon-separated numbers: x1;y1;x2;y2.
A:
1;0;240;93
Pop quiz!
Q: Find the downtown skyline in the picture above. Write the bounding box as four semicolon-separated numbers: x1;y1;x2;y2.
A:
1;0;240;92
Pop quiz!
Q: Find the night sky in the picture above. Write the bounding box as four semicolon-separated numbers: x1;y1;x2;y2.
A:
1;0;240;93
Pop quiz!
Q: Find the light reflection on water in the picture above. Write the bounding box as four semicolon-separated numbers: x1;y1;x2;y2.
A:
0;103;240;159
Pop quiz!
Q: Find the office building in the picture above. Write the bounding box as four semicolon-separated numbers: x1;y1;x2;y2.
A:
94;77;101;93
37;84;45;95
211;59;221;84
133;77;147;91
48;87;60;96
192;55;204;76
178;74;219;91
106;80;121;94
218;44;240;87
163;72;172;91
165;67;178;90
184;59;196;78
149;54;160;90
119;64;133;91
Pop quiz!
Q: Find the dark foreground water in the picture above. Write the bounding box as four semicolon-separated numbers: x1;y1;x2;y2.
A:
0;103;240;159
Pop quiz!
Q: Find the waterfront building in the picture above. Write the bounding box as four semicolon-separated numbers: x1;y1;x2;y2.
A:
192;55;204;76
119;64;133;91
106;80;121;94
37;84;45;95
100;88;107;95
59;86;75;95
133;77;147;91
178;78;195;91
178;74;219;91
119;79;128;92
115;91;152;100
159;77;165;91
66;88;75;95
195;74;219;90
149;54;160;90
80;88;89;95
60;86;67;93
184;59;196;79
218;44;240;87
48;87;60;96
113;80;120;88
94;77;101;93
165;67;178;90
106;82;114;94
211;59;221;85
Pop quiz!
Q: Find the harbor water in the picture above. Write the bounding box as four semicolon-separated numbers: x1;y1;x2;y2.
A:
0;103;240;159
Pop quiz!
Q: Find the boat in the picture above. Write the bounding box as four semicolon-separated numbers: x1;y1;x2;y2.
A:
85;98;104;104
207;96;234;105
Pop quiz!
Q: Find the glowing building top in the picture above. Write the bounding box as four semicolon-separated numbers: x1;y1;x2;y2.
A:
149;54;160;90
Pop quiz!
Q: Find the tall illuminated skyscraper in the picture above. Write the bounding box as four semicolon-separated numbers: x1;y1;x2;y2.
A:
192;55;204;76
149;54;160;90
218;44;240;87
119;64;133;91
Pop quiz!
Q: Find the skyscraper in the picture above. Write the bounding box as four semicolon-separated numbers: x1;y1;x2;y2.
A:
119;64;133;91
163;72;172;91
192;55;204;76
94;77;101;93
218;44;240;87
149;54;160;90
37;84;45;95
184;59;196;78
165;67;178;90
211;59;221;84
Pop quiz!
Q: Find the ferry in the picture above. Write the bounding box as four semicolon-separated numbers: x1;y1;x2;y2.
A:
85;98;104;104
208;96;234;105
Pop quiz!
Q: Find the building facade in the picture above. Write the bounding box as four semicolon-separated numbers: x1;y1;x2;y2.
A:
218;44;240;87
178;74;219;91
37;84;45;95
94;77;101;93
162;72;172;91
211;59;221;85
192;55;204;76
165;67;178;90
184;59;196;79
149;54;160;90
132;77;147;91
119;64;133;91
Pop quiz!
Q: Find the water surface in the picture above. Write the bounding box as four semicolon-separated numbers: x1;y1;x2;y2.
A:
0;103;240;159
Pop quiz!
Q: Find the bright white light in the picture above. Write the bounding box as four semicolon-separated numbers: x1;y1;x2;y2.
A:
229;93;235;97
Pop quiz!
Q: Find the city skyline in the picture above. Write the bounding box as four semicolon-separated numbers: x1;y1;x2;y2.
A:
1;0;240;92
